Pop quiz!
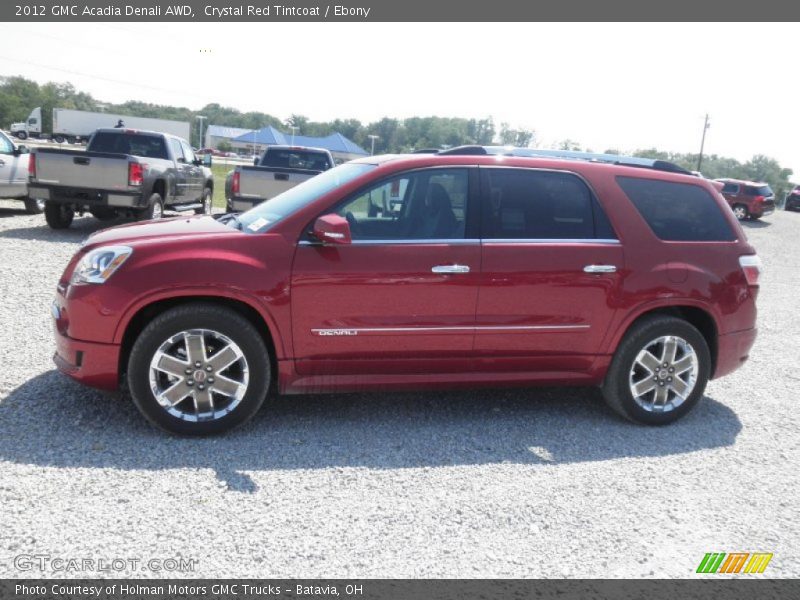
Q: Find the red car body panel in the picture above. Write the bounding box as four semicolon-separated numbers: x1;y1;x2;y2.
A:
52;154;759;396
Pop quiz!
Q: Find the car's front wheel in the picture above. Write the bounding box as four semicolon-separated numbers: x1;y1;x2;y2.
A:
23;197;45;214
602;315;710;425
195;187;212;215
127;303;271;435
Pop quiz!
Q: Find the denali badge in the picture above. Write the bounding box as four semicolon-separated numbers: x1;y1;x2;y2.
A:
315;329;358;336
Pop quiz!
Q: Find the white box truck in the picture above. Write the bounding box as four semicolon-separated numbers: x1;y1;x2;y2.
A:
9;107;191;144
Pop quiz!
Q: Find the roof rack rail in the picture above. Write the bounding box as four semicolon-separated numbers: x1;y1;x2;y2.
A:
411;148;441;154
437;145;692;175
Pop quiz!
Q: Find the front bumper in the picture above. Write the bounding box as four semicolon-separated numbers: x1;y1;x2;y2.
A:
52;299;121;391
714;327;757;379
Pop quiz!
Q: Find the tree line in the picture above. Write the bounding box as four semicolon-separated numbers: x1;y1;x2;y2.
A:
0;75;793;196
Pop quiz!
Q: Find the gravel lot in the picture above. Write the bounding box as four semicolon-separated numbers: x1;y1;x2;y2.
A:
0;200;797;578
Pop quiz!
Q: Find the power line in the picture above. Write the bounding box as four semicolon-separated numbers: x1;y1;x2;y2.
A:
0;55;209;104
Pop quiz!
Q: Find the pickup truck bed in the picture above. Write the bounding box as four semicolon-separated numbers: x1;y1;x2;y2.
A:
226;146;335;212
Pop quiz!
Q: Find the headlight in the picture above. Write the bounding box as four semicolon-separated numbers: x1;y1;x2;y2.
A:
71;245;133;285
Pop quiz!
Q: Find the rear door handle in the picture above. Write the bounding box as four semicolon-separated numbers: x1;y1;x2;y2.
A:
432;265;470;274
583;264;617;274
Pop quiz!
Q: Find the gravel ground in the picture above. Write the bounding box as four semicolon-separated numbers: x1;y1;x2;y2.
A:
0;200;797;578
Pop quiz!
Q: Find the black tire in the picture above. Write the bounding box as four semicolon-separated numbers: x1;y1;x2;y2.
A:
136;193;164;221
54;135;65;144
15;131;27;140
602;315;710;425
127;303;271;436
44;201;74;229
195;187;213;215
732;204;749;221
23;197;45;214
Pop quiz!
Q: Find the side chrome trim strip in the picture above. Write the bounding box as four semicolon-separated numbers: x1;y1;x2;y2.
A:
312;325;590;335
482;238;620;244
298;238;618;247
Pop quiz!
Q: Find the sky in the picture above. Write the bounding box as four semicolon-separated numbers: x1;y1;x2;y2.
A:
0;22;798;176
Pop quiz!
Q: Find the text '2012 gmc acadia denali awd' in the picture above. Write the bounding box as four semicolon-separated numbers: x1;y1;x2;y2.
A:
52;147;760;435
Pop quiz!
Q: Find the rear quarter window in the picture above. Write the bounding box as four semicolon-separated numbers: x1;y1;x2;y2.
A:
617;176;736;242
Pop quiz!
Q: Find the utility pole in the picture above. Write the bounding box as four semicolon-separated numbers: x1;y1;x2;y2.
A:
195;115;206;149
368;134;379;155
697;113;710;172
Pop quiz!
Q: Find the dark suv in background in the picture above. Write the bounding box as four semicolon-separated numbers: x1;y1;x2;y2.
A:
715;178;776;220
784;185;800;211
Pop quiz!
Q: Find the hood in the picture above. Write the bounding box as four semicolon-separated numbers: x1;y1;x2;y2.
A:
84;215;235;247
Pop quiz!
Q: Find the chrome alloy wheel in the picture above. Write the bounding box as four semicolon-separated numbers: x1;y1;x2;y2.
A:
148;329;249;422
152;201;163;219
733;205;747;220
628;335;698;413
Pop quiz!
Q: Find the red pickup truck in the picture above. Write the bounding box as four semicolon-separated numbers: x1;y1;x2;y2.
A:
52;147;760;435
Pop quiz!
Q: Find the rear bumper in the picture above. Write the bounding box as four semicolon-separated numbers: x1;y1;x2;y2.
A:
228;194;265;212
752;201;775;217
28;183;143;208
714;327;757;379
53;300;120;391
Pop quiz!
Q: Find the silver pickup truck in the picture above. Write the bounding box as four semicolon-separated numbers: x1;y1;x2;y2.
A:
29;128;214;229
225;145;335;212
0;130;43;214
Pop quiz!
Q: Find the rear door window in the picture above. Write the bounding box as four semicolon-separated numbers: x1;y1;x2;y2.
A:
617;176;736;242
745;185;773;197
480;168;614;240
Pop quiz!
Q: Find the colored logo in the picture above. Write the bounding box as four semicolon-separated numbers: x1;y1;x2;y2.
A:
696;552;773;574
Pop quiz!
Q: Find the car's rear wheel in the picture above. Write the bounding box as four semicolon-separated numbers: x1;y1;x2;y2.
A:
602;315;710;425
15;131;27;140
732;204;749;220
127;303;270;435
44;201;74;229
136;193;164;221
23;197;45;214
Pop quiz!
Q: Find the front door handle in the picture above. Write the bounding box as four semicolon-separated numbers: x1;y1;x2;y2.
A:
584;264;617;274
432;264;470;274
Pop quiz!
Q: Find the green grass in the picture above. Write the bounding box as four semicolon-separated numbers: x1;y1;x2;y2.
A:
210;163;232;209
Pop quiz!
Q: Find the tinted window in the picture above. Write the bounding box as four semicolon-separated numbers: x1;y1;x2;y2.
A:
169;139;185;162
482;169;609;239
336;169;468;241
180;141;195;164
721;182;739;194
617;176;736;242
745;185;773;197
0;133;12;154
89;132;168;159
262;149;331;171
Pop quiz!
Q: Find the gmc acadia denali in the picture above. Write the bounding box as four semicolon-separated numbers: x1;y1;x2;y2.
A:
51;147;760;435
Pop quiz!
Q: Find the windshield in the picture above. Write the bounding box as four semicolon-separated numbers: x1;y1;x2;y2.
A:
236;163;375;233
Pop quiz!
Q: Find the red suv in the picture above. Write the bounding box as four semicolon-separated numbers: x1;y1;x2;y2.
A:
715;178;776;220
52;147;761;435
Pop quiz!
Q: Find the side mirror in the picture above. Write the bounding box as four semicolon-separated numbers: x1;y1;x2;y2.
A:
312;214;352;245
203;154;212;167
15;145;29;155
